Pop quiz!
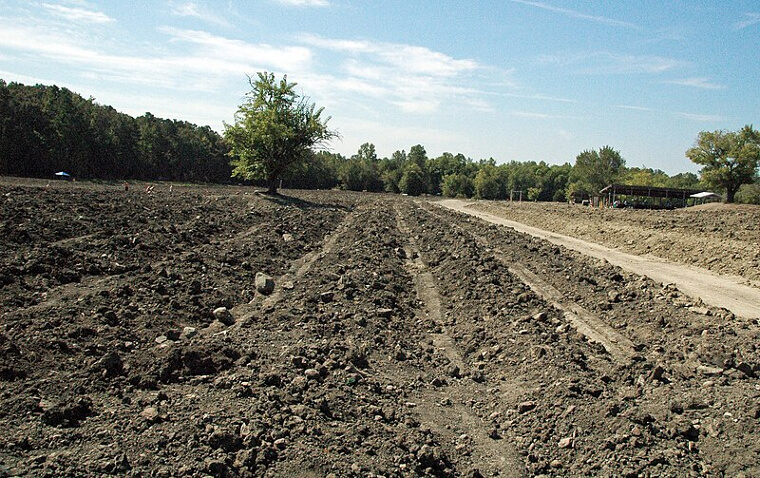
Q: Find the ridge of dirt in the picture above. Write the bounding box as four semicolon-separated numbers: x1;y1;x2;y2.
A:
459;199;760;285
438;199;760;320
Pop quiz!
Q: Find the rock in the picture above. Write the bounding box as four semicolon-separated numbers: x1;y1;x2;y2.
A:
558;437;573;448
304;369;320;380
91;351;123;378
607;291;621;303
141;406;161;423
155;335;168;344
697;365;723;376
550;459;563;468
735;361;755;378
689;306;712;316
212;307;235;325
41;397;94;427
181;326;198;339
376;308;393;318
282;233;294;242
517;401;536;413
319;291;334;303
255;273;275;295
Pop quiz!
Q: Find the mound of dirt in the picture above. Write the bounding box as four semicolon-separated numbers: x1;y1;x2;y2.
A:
466;200;760;285
1;179;759;476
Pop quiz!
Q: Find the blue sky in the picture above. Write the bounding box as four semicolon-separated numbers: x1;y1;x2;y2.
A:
1;1;758;174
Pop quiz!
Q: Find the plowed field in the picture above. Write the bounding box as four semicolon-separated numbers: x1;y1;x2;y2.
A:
2;179;759;477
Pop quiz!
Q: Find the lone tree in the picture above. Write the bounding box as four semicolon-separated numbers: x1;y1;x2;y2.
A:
224;72;337;194
567;146;625;200
686;125;760;203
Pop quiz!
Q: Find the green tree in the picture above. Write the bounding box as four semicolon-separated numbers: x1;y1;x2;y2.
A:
441;173;474;198
686;125;760;203
568;146;626;200
224;72;337;194
399;162;426;196
474;164;504;199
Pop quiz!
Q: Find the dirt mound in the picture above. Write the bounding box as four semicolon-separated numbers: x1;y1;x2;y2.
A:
1;179;759;476
466;200;760;284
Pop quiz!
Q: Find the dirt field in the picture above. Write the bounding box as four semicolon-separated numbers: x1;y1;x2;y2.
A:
2;179;759;477
465;200;760;287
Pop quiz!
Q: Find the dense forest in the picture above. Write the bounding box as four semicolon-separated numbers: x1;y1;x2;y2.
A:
2;80;758;203
0;80;231;182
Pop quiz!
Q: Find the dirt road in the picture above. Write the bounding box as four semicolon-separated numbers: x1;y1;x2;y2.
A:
438;199;760;320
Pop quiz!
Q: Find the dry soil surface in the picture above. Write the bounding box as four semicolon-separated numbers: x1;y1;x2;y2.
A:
461;200;760;286
2;179;760;477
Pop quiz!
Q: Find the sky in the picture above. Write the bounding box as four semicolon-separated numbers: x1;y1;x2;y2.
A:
1;1;759;175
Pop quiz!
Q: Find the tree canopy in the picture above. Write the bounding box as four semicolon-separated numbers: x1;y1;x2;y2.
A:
568;146;626;200
686;125;760;203
224;72;337;194
0;80;230;182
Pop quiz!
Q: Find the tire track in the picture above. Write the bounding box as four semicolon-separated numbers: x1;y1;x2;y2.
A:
420;201;639;366
230;205;358;325
395;203;524;477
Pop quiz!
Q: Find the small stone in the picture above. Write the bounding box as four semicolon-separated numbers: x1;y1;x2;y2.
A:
255;273;275;295
319;291;334;303
550;459;563;468
212;307;235;326
273;438;287;449
607;291;621;303
558;437;573;448
376;308;393;318
697;365;723;376
155;335;168;344
282;233;294;242
181;326;197;339
517;401;536;413
304;369;320;380
141;407;160;423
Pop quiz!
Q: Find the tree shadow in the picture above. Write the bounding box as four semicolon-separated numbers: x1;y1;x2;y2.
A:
254;190;351;211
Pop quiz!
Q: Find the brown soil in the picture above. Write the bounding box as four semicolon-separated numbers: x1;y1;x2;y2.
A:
2;179;759;477
465;200;760;286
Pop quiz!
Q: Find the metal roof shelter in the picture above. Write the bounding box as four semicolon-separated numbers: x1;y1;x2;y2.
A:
600;184;706;208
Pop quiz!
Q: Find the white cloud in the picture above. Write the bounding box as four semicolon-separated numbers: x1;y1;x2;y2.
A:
169;1;231;28
538;51;686;74
0;19;313;93
614;105;654;112
735;12;760;30
510;0;639;29
275;0;330;6
676;112;725;122
665;77;726;90
510;111;578;119
42;3;114;24
299;34;489;114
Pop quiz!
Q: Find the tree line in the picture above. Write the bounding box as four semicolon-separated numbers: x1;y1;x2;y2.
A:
0;80;231;182
2;78;758;203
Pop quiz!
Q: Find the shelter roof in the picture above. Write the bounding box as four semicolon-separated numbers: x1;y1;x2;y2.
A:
600;184;703;198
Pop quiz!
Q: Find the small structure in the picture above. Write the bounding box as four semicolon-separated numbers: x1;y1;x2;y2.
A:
600;184;703;209
689;191;722;205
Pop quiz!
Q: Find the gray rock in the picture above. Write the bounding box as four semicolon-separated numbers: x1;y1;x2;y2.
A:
697;365;723;376
212;307;235;325
517;401;536;413
181;326;198;339
255;272;275;295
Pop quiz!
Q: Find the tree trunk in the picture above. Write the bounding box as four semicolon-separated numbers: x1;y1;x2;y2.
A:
726;188;736;203
266;177;279;195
